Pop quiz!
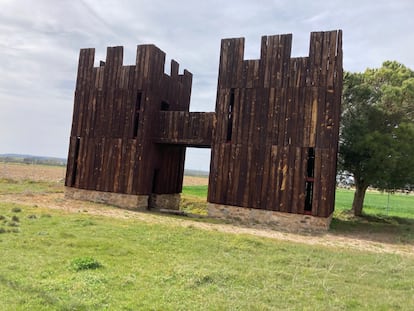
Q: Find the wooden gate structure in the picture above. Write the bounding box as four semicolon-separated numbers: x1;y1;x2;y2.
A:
65;30;343;230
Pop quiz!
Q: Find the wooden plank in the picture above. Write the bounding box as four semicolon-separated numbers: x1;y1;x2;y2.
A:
276;87;287;146
319;32;330;87
245;60;259;88
229;145;241;205
113;138;122;192
267;145;280;211
315;87;327;148
283;87;294;146
235;144;247;206
280;34;292;88
302;87;311;146
279;146;290;213
265;87;276;146
214;144;225;203
311;148;322;216
248;146;258;208
262;35;272;88
289;58;298;88
269;35;281;88
207;144;219;203
85;137;95;189
291;147;302;213
326;31;338;90
116;139;127;193
96;138;105;191
295;87;306;147
235;88;245;144
247;88;256;145
259;145;272;210
318;148;329;216
126;139;137;194
64;137;76;186
76;137;86;188
234;38;245;88
219;143;231;203
215;89;227;143
297;147;308;214
309;87;319;147
242;146;253;207
309;32;323;87
218;39;230;88
170;59;179;78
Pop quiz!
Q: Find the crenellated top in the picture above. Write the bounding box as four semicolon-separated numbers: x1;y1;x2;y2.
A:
75;45;192;93
217;30;342;89
71;44;193;139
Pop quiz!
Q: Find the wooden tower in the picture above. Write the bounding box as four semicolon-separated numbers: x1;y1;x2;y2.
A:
65;30;343;230
65;45;193;209
208;31;343;229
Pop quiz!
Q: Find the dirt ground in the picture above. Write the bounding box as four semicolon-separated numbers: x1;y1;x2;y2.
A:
0;162;66;182
0;162;207;186
0;163;412;256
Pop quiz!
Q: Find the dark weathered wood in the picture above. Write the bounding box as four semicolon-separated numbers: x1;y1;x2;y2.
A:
155;112;214;147
208;30;343;218
66;44;193;197
67;30;343;219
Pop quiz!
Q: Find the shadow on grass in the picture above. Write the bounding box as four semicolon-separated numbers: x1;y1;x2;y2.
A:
330;210;414;245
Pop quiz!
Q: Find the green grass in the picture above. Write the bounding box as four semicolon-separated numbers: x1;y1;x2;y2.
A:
182;185;208;198
335;189;414;219
181;185;414;244
0;178;63;195
0;202;413;310
182;185;414;219
181;186;209;215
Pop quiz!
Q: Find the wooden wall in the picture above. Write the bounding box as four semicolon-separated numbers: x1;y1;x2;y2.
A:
155;112;215;147
66;30;343;217
65;45;193;195
208;31;343;217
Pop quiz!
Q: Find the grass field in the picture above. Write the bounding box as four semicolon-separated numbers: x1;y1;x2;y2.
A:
183;185;414;219
0;166;413;310
0;201;413;310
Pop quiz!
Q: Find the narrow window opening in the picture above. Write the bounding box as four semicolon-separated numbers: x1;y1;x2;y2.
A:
226;88;235;142
306;147;315;179
71;137;81;186
152;169;160;193
304;181;313;212
161;101;170;111
304;147;315;212
133;91;142;138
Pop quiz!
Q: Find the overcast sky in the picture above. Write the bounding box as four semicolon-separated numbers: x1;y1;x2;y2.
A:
1;0;413;171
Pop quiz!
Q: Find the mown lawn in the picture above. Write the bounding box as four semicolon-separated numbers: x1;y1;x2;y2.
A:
183;185;414;219
335;188;414;219
0;202;413;310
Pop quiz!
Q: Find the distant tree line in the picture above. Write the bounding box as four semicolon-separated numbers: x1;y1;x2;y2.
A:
0;155;67;167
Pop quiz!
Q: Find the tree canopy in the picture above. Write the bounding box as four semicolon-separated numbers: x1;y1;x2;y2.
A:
340;61;414;216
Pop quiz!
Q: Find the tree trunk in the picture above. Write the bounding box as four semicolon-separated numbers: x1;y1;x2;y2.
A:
352;184;368;216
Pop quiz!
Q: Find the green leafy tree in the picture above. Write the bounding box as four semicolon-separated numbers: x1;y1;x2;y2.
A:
340;61;414;216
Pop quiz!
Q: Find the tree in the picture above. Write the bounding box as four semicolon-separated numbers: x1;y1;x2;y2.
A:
340;61;414;216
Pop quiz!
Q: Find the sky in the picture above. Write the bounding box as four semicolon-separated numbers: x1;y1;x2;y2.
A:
1;0;413;171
